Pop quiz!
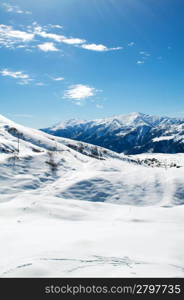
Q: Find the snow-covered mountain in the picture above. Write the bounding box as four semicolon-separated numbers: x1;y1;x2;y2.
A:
1;113;184;205
1;114;184;277
0;114;128;161
42;112;184;154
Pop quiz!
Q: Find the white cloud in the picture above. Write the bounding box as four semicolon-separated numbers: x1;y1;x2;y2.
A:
0;22;123;54
0;23;85;50
0;68;48;86
33;24;121;50
7;29;33;41
128;42;135;47
48;24;63;29
81;44;107;52
34;25;86;45
53;77;64;81
136;60;145;64
62;38;86;45
139;51;151;57
0;69;29;79
64;84;96;103
37;42;59;52
0;24;34;48
2;3;31;14
0;68;32;84
81;43;122;52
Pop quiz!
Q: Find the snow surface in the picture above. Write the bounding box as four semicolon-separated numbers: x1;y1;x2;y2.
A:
1;115;184;277
153;136;175;142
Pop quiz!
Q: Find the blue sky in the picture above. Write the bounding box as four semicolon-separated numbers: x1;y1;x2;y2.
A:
1;0;184;128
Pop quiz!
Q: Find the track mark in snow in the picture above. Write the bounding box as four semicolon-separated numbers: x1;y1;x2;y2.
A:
40;255;140;273
2;263;33;276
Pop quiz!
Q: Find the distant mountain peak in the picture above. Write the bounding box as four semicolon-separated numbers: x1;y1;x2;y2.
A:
42;112;184;154
50;112;181;129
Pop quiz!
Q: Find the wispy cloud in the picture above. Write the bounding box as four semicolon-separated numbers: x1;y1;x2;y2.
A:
0;23;85;50
139;51;151;57
0;22;123;54
2;3;31;14
0;24;34;49
34;25;86;45
64;84;96;105
128;42;135;47
137;51;151;65
53;77;65;81
81;43;122;52
136;60;145;65
0;69;28;79
62;38;86;45
34;24;122;50
48;24;63;29
37;42;59;52
0;68;32;84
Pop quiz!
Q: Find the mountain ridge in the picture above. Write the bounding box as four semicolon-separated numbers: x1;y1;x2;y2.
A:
49;112;184;129
42;112;184;154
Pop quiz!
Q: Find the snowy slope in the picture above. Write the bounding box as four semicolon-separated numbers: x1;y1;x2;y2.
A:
42;112;184;154
0;114;131;161
1;198;184;278
1;114;184;277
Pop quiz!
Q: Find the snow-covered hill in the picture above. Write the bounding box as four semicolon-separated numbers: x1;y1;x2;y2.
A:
1;113;184;206
1;114;184;277
0;114;125;160
42;112;184;154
